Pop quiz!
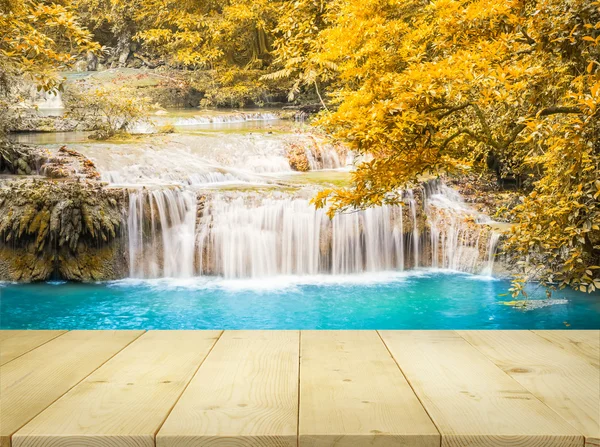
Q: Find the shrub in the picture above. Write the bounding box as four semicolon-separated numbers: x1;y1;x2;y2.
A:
65;82;151;140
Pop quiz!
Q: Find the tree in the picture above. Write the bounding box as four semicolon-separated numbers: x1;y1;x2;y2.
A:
64;82;151;139
305;0;599;294
0;0;99;91
74;0;289;106
0;0;99;134
264;0;337;104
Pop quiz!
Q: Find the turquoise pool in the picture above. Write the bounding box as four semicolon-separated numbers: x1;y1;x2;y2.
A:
1;270;599;330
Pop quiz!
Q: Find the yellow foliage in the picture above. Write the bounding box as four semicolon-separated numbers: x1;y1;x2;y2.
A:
1;0;599;294
64;82;151;139
292;0;600;294
0;0;99;92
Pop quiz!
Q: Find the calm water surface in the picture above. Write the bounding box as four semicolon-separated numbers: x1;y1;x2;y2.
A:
1;270;598;330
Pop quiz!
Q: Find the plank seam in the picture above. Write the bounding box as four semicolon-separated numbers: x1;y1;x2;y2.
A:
8;329;147;447
376;331;442;447
0;330;68;367
297;330;302;447
530;330;600;365
528;329;575;354
528;330;599;446
151;330;225;446
456;330;588;446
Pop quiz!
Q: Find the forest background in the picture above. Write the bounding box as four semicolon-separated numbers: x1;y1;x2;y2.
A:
1;0;599;295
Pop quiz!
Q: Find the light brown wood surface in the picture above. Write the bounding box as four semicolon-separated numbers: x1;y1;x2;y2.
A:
459;330;600;447
0;330;66;366
0;330;143;447
1;330;597;447
380;330;584;447
299;331;439;447
13;331;221;447
157;330;299;447
533;330;600;368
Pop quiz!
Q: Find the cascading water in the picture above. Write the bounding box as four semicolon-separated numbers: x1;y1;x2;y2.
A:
173;112;279;126
124;183;499;279
82;132;347;186
127;188;197;278
196;196;406;278
482;231;501;276
405;190;420;268
303;145;344;171
424;180;499;274
35;91;64;110
71;111;500;279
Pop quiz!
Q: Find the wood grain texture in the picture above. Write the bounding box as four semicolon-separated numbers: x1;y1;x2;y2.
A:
0;331;67;366
299;331;439;447
380;330;583;447
0;330;143;447
533;330;599;368
157;330;299;447
2;330;596;447
459;330;599;447
13;330;221;447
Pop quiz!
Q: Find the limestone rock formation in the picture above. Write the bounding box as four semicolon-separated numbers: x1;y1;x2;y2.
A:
0;144;128;282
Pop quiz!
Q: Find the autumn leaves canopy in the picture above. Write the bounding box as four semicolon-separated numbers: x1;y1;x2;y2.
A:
291;0;600;294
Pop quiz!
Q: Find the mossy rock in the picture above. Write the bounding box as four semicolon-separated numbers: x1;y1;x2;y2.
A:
0;177;128;281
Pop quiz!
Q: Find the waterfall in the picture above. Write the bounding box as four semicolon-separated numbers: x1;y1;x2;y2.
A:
406;190;420;268
482;231;501;276
104;170;243;187
127;188;197;278
303;144;343;170
72;104;499;280
124;181;499;279
125;112;281;134
196;196;405;278
424;180;496;273
174;112;279;126
36;91;64;110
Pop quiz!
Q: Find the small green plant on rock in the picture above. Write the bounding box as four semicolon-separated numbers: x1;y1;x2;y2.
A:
65;83;152;140
157;123;175;134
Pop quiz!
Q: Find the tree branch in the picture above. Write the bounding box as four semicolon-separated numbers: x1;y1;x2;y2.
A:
427;101;584;160
504;123;527;148
538;106;582;116
439;128;481;151
428;102;471;118
521;29;536;46
314;81;329;112
503;106;583;147
430;102;501;149
469;103;497;147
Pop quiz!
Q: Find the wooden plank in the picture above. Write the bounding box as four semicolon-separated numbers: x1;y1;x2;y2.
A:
157;330;299;447
0;330;66;366
533;330;599;368
459;330;600;447
380;330;583;447
13;330;221;447
0;330;142;447
299;331;439;447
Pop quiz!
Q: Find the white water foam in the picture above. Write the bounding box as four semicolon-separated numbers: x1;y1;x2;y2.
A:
36;91;65;110
106;269;471;292
174;112;279;126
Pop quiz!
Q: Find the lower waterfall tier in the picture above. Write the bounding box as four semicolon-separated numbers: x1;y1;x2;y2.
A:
127;181;500;279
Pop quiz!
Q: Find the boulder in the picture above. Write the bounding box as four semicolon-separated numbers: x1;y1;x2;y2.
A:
0;178;128;282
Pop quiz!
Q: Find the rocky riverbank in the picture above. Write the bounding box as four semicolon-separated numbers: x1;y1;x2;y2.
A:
0;136;517;283
0;143;128;281
0;178;127;281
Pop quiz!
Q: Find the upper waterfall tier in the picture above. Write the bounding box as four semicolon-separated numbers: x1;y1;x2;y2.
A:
70;132;349;187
